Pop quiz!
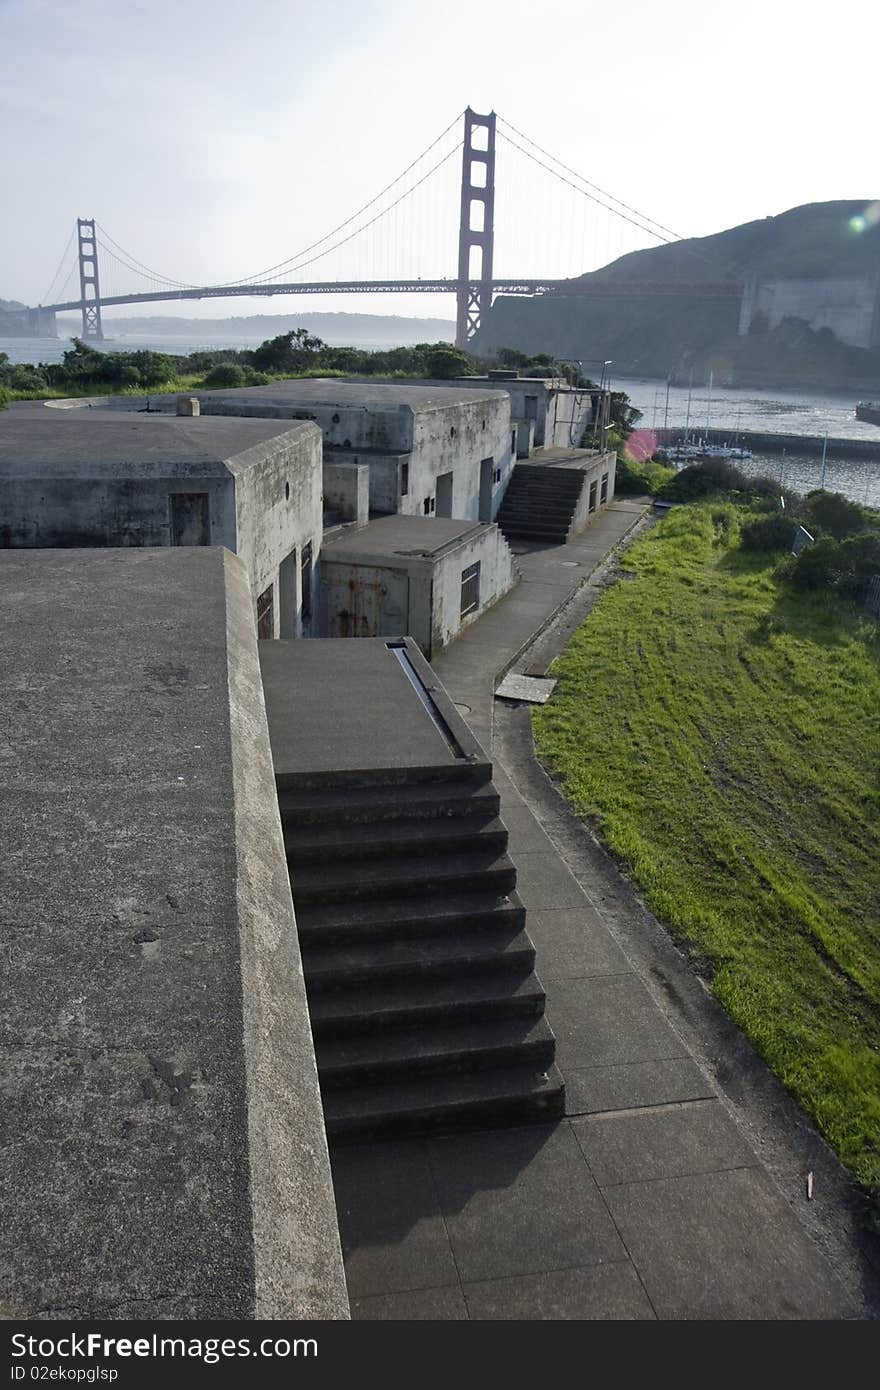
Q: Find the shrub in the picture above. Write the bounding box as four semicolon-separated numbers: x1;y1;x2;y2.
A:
663;458;748;500
803;489;865;540
791;537;847;590
615;453;675;496
242;368;270;386
203;363;247;389
838;533;880;595
740;514;798;552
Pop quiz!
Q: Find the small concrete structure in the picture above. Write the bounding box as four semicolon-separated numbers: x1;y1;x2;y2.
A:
496;447;618;546
318;514;517;657
0;547;348;1319
447;374;598;454
0;413;323;638
123;379;515;524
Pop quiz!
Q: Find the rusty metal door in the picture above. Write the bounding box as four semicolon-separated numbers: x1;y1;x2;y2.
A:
326;565;410;638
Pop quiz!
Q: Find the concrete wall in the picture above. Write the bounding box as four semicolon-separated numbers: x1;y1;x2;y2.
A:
229;432;324;638
430;524;516;653
406;394;513;523
738;274;880;349
319;520;515;657
0;547;348;1319
568;451;617;536
323;461;369;524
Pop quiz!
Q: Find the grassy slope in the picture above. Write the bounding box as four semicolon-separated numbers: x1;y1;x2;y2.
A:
533;503;880;1189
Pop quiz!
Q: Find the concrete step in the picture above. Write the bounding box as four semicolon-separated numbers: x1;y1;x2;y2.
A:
500;526;570;543
294;887;526;946
290;847;517;905
316;1014;556;1087
302;924;535;991
324;1061;566;1140
285;812;508;864
275;758;493;794
499;502;577;519
308;968;545;1036
278;778;501;827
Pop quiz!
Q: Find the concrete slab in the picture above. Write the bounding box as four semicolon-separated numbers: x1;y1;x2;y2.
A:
545;975;689;1070
462;1262;656;1320
0;547;347;1320
571;1100;757;1187
495;673;558;704
259;638;458;776
428;1123;625;1283
331;1140;459;1299
509;851;594;910
321;513;485;561
525;908;632;979
564;1059;716;1116
351;1286;469;1320
605;1167;852;1319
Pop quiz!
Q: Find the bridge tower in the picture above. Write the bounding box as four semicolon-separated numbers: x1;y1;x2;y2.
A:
455;108;496;349
77;218;104;341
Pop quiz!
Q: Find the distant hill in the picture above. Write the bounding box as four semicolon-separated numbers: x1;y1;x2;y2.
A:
56;310;457;347
473;201;880;390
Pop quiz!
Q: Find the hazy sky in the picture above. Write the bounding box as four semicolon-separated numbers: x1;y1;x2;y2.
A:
2;0;877;322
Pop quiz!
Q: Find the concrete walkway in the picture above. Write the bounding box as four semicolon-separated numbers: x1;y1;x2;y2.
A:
331;500;869;1320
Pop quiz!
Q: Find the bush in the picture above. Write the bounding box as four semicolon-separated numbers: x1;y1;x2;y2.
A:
803;489;865;540
838;533;880;595
740;514;798;552
203;363;247;389
791;537;847;590
663;458;748;500
614;453;675;496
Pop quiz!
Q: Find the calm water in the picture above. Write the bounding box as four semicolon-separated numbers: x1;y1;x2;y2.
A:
0;331;424;365
616;374;880;509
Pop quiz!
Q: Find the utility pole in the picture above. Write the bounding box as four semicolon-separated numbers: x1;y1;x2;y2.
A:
455;109;496;349
77;218;104;341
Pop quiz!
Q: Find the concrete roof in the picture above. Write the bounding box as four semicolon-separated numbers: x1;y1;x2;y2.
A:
193;377;504;412
0;547;347;1319
259;637;486;779
321;513;488;562
0;413;318;477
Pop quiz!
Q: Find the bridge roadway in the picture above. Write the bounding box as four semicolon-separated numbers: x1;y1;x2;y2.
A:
41;276;743;314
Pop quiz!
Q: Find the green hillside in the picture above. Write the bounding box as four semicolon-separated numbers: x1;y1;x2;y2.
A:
474;201;880;389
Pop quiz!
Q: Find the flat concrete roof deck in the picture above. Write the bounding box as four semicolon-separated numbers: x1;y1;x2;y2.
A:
190;378;504;412
0;547;347;1319
321;514;489;563
0;412;317;476
259;638;487;781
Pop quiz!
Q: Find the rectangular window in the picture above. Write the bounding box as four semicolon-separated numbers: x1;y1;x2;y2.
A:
589;481;598;513
600;472;609;504
400;462;409;496
256;583;274;640
301;542;313;626
423;496;435;515
493;467;501;484
460;562;481;618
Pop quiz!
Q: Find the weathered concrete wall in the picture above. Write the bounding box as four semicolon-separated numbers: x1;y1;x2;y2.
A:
0;474;236;550
430;524;516;653
407;394;512;522
229;430;324;638
568;451;617;536
0;547;348;1319
318;516;516;657
323;461;369;524
738;274;880;349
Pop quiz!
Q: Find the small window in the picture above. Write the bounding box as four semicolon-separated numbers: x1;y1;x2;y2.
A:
493;467;501;484
256;584;274;639
424;496;435;515
301;543;313;625
401;462;409;496
511;430;517;454
589;481;598;514
460;562;481;618
600;472;609;504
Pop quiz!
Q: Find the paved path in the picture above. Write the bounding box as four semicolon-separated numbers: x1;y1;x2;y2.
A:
331;501;868;1320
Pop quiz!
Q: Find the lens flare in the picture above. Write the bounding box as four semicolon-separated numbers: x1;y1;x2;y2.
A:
848;201;880;234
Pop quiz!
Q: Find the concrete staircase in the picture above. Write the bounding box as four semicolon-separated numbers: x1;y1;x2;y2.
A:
281;760;565;1141
496;463;586;544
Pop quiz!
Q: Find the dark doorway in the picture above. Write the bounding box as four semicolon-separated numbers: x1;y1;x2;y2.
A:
479;457;494;522
169;492;210;546
436;471;454;518
257;584;274;639
301;542;313;635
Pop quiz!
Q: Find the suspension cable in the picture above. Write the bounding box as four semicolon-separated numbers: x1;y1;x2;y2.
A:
225;111;466;286
497;115;683;241
95;224;194;288
42;224;77;305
